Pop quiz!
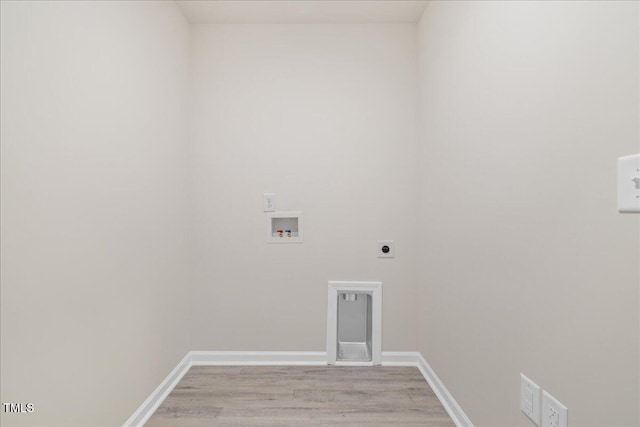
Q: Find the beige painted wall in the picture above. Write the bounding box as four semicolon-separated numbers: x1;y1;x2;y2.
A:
189;24;421;351
417;1;640;426
2;2;639;426
0;1;191;426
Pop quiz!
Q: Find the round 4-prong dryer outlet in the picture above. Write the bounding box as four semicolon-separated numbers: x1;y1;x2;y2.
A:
376;240;394;258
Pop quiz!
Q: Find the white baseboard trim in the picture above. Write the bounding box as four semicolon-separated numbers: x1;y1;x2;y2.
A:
191;351;328;365
122;352;192;427
123;351;473;427
415;352;474;427
381;351;423;366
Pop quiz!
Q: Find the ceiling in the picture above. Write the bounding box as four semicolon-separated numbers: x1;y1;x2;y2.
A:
175;0;428;24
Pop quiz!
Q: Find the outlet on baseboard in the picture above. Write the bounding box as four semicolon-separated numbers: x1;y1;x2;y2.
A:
542;390;568;427
520;374;541;426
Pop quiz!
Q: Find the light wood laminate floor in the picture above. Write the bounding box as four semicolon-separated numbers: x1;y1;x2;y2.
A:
145;366;455;426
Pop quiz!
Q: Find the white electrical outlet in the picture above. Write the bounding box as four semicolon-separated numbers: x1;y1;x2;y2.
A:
542;391;568;427
377;240;394;258
521;374;541;426
618;154;640;213
263;193;276;212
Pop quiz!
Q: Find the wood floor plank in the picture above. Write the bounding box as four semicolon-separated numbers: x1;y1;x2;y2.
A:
144;366;455;427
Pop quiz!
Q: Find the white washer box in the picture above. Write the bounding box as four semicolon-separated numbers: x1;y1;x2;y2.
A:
266;211;303;243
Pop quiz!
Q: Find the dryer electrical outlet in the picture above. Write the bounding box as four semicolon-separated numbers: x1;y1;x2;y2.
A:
377;240;394;258
618;154;640;213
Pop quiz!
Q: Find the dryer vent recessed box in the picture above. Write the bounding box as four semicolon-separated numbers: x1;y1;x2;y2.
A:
267;212;303;243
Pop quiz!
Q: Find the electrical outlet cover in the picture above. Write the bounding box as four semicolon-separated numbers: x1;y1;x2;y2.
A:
542;390;568;427
618;154;640;213
520;374;541;426
377;240;394;258
263;193;276;212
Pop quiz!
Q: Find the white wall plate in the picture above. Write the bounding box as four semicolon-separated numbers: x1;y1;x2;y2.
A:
542;390;568;427
520;374;541;426
377;240;394;258
618;154;640;213
263;193;276;212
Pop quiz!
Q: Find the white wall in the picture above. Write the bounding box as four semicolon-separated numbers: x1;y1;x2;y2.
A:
0;1;190;426
417;1;640;426
3;2;639;426
189;24;420;351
